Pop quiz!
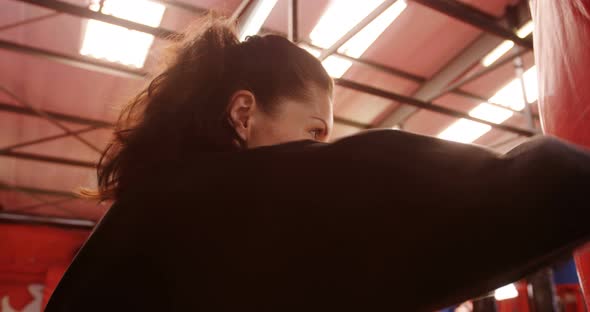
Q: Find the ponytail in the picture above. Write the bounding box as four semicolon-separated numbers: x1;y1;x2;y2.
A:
86;14;332;201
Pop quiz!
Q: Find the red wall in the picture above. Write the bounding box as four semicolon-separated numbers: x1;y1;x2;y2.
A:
0;223;89;311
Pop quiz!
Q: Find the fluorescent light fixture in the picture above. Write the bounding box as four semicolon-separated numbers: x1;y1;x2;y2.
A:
481;21;534;67
516;20;534;38
309;0;407;77
80;0;165;68
238;0;278;41
494;283;519;301
437;66;537;143
481;40;515;67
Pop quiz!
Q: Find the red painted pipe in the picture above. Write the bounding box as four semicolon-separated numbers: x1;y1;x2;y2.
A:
531;0;590;308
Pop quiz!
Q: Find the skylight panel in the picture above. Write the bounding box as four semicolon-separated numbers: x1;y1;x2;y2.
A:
80;0;166;68
309;0;407;77
438;119;492;144
238;0;278;41
337;1;407;58
310;0;384;49
302;45;353;79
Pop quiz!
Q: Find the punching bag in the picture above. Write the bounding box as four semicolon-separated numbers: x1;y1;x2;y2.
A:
531;0;590;308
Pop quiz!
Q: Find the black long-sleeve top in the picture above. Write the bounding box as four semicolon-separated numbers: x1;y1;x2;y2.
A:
46;130;590;311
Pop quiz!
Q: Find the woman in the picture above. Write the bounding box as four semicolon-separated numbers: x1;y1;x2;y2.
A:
46;17;590;311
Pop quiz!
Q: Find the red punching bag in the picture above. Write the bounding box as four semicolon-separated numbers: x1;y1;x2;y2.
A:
531;0;590;308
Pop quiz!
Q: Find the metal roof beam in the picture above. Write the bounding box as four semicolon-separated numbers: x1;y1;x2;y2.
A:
1;126;101;151
0;12;60;32
288;0;298;42
0;184;79;198
153;0;207;14
0;85;103;153
0;39;147;79
1;150;96;168
0;102;113;127
410;0;532;49
17;0;177;39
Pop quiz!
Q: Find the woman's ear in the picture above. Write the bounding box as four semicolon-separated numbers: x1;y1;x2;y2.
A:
228;90;256;142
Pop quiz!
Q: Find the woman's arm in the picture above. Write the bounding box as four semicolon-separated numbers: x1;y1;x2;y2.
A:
169;130;590;311
47;130;590;311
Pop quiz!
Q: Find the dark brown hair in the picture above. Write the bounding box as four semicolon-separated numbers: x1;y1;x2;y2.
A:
88;15;333;201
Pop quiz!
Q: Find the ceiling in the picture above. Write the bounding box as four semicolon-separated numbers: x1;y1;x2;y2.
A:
0;0;537;223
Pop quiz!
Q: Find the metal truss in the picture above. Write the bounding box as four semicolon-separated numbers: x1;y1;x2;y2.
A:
0;85;103;153
1;0;538;172
377;1;536;132
0;11;60;32
0;180;78;217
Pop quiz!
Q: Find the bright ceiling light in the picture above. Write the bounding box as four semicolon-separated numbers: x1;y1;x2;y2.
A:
321;56;354;78
523;66;538;103
488;66;538;110
238;0;278;41
469;103;514;124
302;45;353;79
438;119;492;144
310;0;384;49
80;0;165;68
516;20;534;38
481;21;533;67
309;0;407;78
437;66;537;144
481;40;515;67
338;1;407;58
494;283;519;301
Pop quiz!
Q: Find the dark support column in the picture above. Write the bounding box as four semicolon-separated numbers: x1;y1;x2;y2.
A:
473;297;497;312
287;0;298;42
527;268;558;312
507;5;535;130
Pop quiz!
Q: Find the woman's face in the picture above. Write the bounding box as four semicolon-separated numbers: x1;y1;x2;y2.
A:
230;85;334;148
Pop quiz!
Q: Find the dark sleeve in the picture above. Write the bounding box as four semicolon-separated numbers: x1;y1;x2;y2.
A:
46;130;590;311
162;130;590;311
44;197;171;312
